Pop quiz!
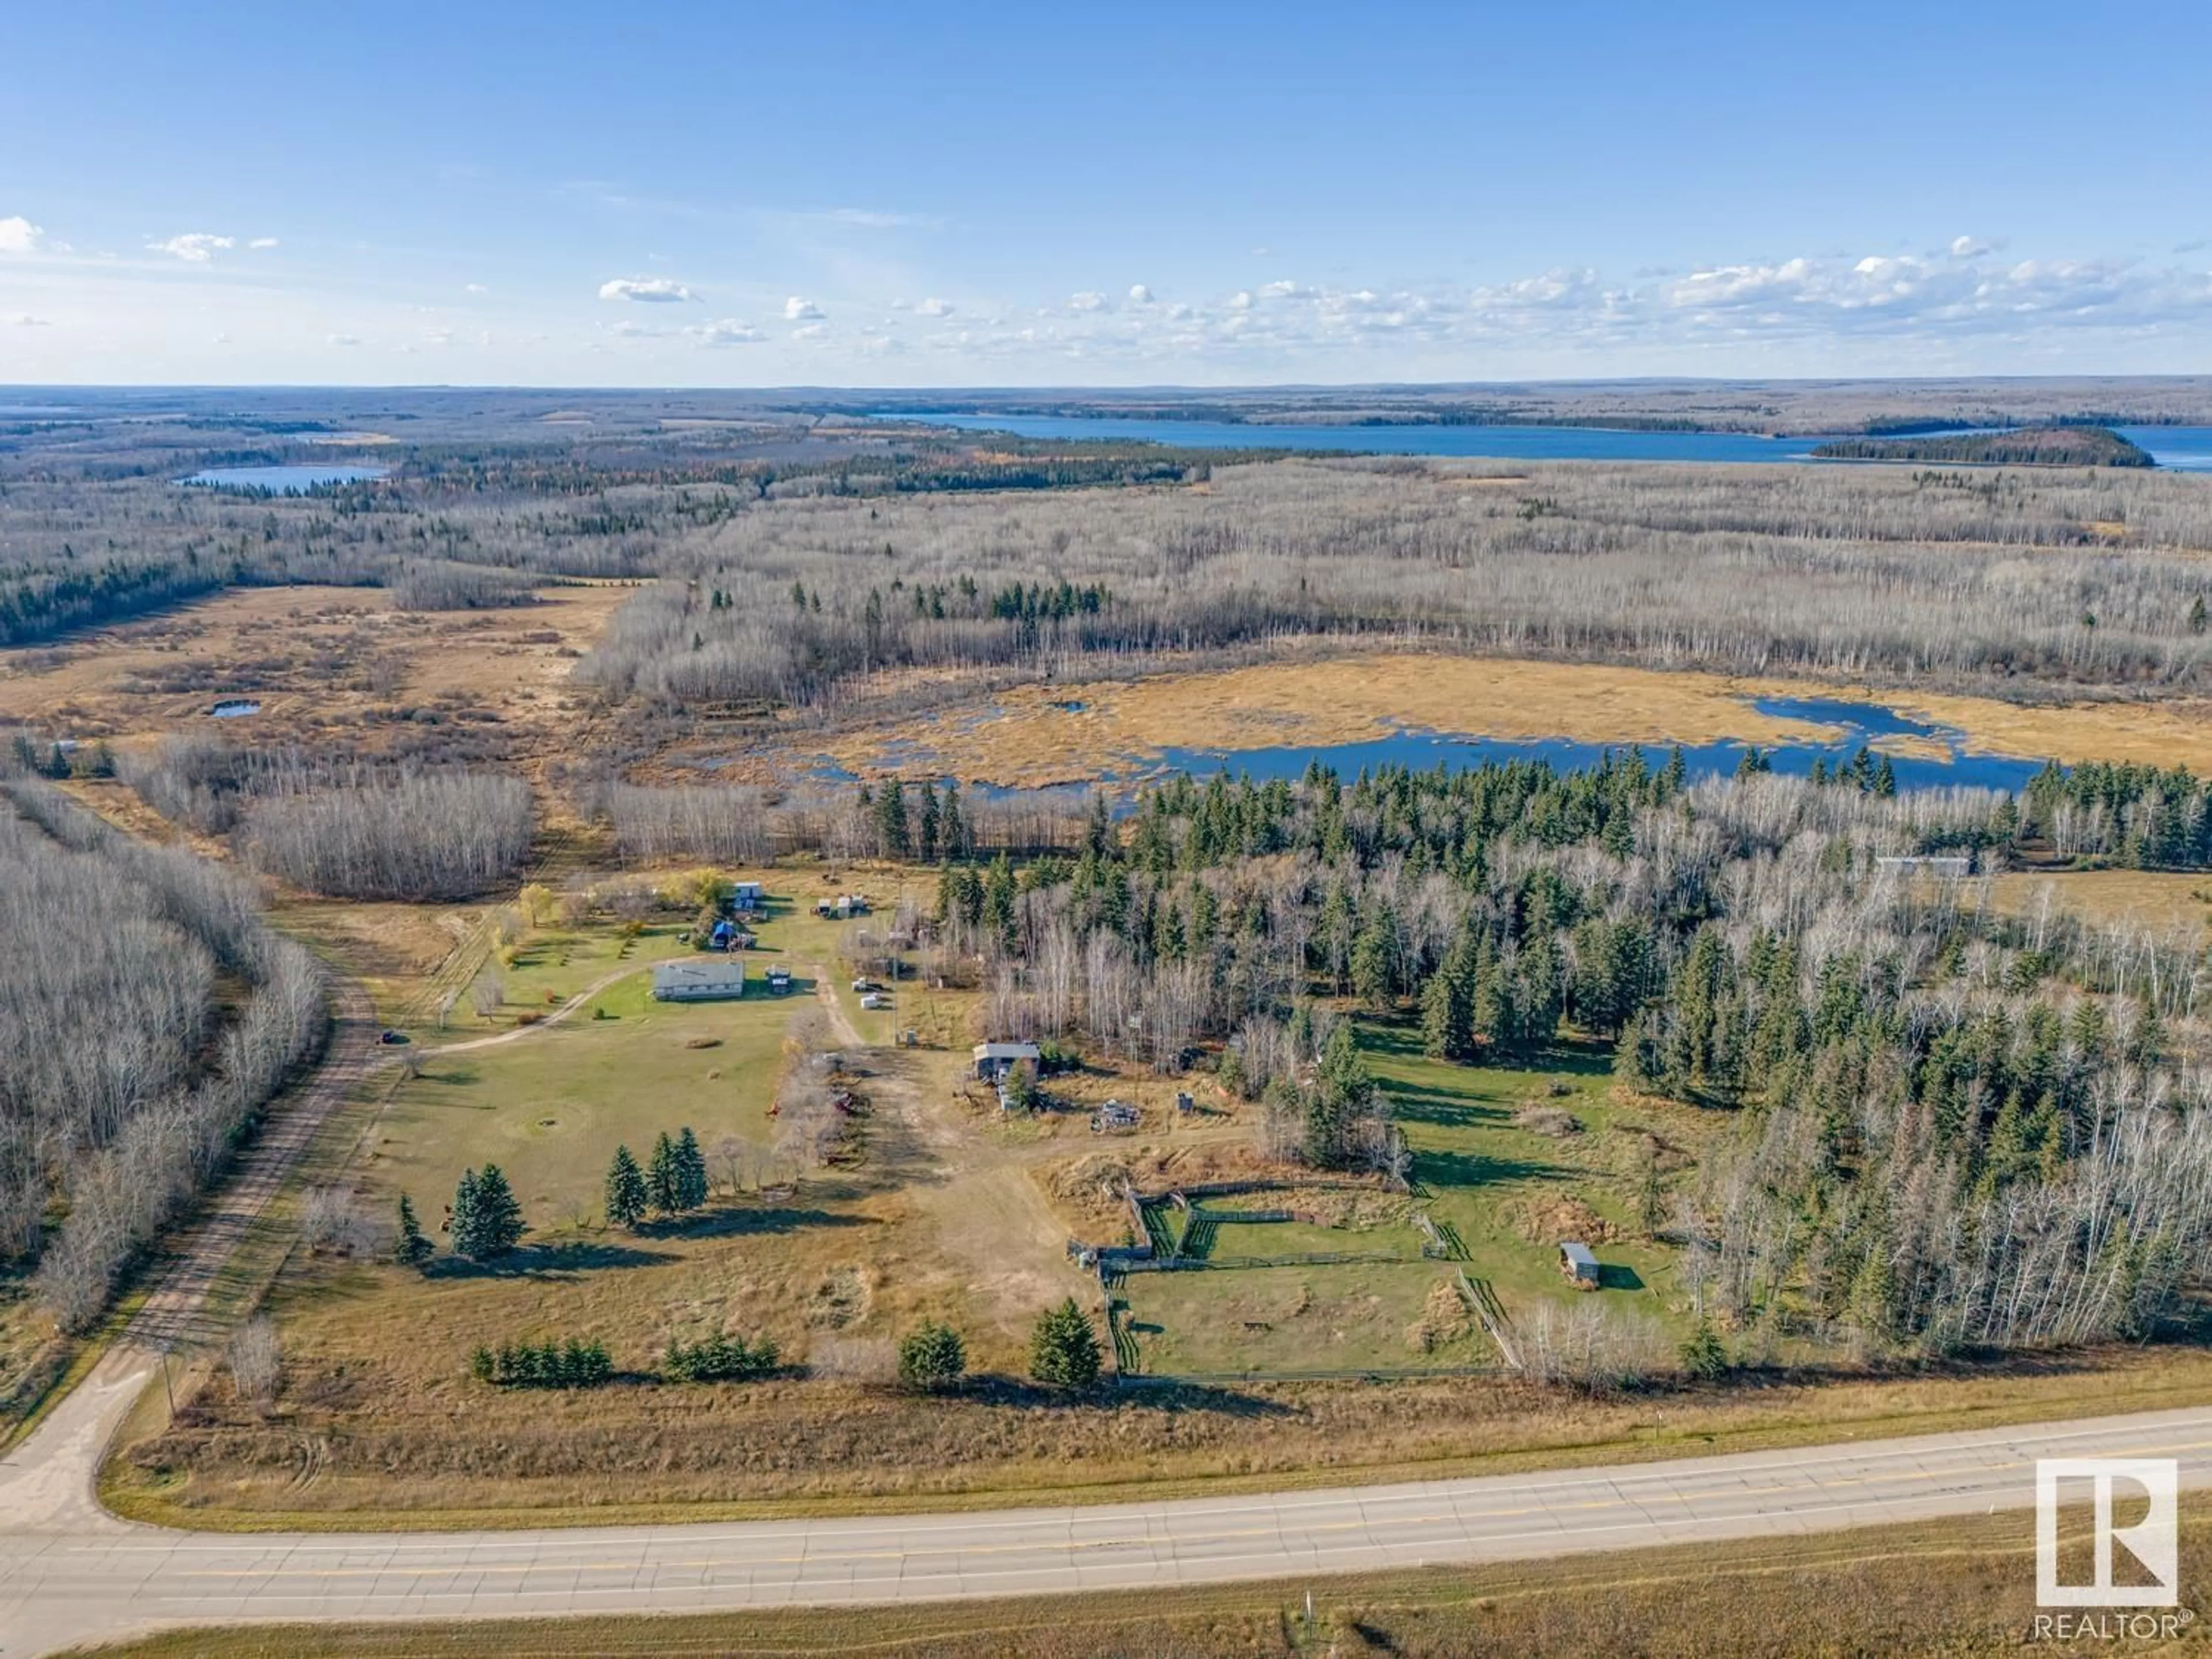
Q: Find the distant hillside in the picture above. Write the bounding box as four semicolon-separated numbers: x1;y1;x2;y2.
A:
1810;425;2156;467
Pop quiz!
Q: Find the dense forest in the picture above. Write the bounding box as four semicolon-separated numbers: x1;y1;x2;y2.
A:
1810;426;2155;467
0;775;326;1329
119;738;533;902
579;458;2212;711
889;757;2210;1357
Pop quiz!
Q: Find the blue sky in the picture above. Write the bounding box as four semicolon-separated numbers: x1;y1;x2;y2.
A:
3;1;2210;386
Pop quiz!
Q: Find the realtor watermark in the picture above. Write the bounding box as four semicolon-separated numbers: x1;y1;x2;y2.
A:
2028;1457;2186;1642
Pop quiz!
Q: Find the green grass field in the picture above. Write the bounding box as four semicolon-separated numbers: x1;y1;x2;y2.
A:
1120;1262;1487;1375
370;976;796;1231
1361;1023;1705;1336
1116;1024;1705;1377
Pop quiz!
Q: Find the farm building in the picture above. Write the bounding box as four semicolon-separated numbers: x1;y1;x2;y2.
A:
972;1040;1041;1081
731;881;766;910
652;960;746;1002
706;918;756;952
1558;1240;1600;1288
814;893;870;919
765;965;793;994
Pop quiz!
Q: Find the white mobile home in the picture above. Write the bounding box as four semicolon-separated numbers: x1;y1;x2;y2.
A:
652;960;746;1002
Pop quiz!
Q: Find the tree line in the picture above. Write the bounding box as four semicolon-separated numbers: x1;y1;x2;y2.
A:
119;737;533;901
0;774;327;1331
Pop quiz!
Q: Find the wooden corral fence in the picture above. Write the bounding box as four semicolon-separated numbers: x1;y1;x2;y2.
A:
1456;1269;1522;1371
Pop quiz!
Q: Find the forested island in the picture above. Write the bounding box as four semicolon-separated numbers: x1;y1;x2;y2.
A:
1810;425;2155;467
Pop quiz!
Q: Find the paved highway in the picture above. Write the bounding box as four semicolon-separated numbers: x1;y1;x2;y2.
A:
3;1401;2209;1654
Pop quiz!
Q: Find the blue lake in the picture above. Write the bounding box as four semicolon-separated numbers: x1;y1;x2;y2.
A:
180;464;389;492
2126;427;2212;471
888;412;2212;469
802;695;2047;796
1148;696;2042;794
891;414;1830;463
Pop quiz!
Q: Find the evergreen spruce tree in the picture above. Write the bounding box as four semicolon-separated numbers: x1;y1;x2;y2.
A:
1029;1297;1103;1388
939;779;968;862
916;780;941;862
648;1131;681;1214
1850;1243;1896;1344
1519;930;1563;1050
675;1126;710;1211
874;779;910;859
604;1145;647;1230
1419;968;1460;1060
393;1193;433;1267
467;1164;525;1258
982;853;1018;950
1085;790;1114;860
1349;906;1398;1011
449;1168;482;1257
1680;1318;1729;1381
897;1321;967;1391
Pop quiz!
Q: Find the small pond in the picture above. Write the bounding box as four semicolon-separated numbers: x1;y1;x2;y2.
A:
179;464;389;493
209;699;262;718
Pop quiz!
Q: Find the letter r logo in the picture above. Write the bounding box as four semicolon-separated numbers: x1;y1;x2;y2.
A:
2036;1457;2179;1608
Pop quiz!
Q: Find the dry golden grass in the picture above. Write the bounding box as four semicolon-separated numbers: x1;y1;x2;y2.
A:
826;656;1844;786
1987;869;2212;934
1866;685;2212;774
0;582;626;763
69;1497;2212;1657
107;1340;2212;1533
820;652;2212;786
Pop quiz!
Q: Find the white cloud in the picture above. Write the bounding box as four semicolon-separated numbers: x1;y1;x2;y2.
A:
598;276;698;303
1258;279;1300;299
791;321;832;342
8;313;51;327
326;333;361;346
916;296;955;317
783;296;824;320
1128;284;1154;305
247;237;279;250
0;216;47;256
151;232;236;262
1228;290;1253;310
1949;234;1990;260
465;282;488;295
1069;291;1108;312
688;318;767;346
816;207;937;229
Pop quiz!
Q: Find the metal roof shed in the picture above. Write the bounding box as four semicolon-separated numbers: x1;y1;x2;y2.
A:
1558;1241;1601;1287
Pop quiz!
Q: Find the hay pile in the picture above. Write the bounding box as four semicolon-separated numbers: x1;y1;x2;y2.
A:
1507;1192;1619;1245
1404;1281;1475;1353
